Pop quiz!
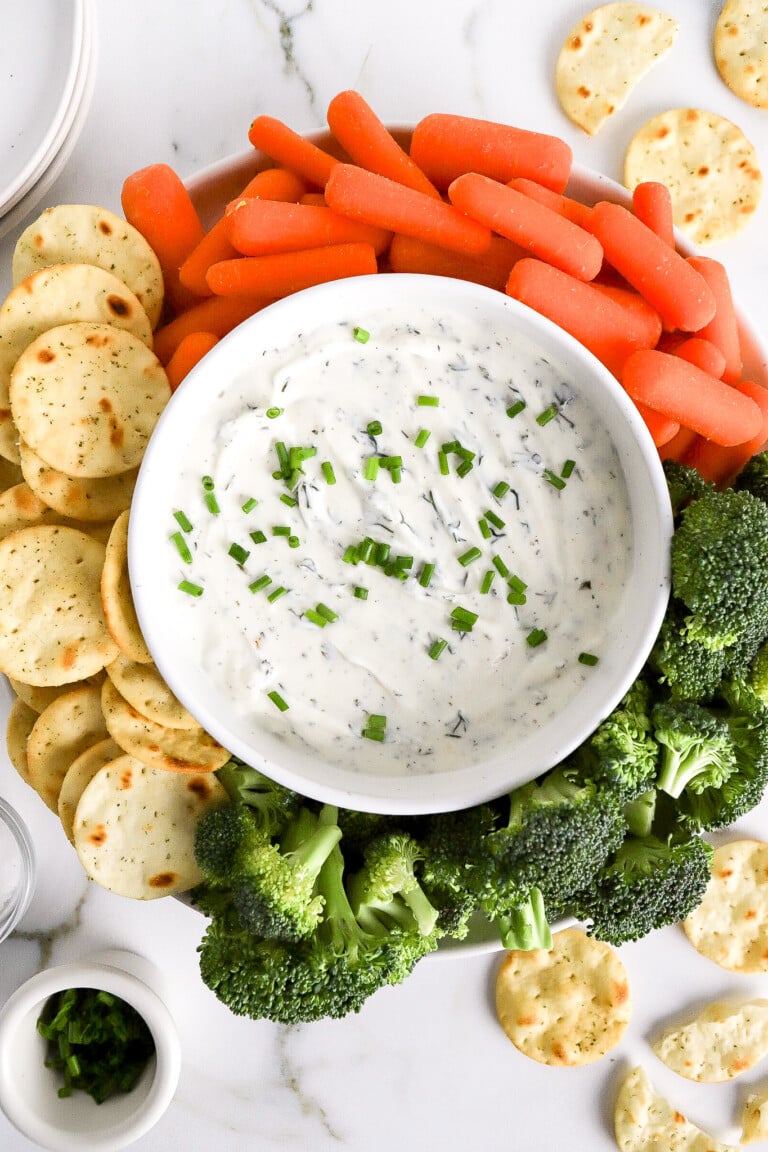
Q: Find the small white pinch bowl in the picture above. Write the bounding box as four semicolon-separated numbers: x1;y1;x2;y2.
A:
0;796;35;943
0;950;181;1152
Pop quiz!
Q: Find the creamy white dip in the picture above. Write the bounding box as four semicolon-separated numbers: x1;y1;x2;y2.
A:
165;304;632;778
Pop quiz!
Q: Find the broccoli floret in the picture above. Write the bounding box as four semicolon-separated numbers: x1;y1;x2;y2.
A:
748;638;768;708
193;799;254;884
577;678;659;800
670;488;768;664
663;459;713;516
652;700;737;799
572;833;713;945
417;804;500;940
347;832;439;937
335;808;407;862
623;789;657;838
216;758;301;836
487;765;627;917
735;450;768;505
231;804;342;942
493;887;553;951
650;597;728;702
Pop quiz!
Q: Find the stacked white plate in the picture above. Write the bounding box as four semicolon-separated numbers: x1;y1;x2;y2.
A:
0;0;96;241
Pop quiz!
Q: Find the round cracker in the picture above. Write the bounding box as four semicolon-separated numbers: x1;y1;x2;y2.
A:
614;1065;739;1152
715;0;768;110
494;926;631;1066
26;684;109;812
58;737;122;843
101;677;229;774
556;3;679;136
0;263;153;465
9;323;170;479
742;1089;768;1145
683;840;768;973
6;696;38;786
0;524;118;686
106;653;200;730
652;998;768;1082
0;482;62;541
9;671;105;715
101;510;152;664
624;108;763;246
19;439;137;523
73;755;226;899
12;206;164;328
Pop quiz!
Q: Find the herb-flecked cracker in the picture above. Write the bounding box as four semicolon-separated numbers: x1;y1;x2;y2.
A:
683;840;768;972
652;998;768;1082
614;1065;741;1151
26;684;109;812
715;0;768;110
100;510;152;664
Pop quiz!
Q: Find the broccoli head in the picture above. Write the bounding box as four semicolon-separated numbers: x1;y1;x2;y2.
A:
652;699;737;799
347;832;439;937
417;804;500;940
735;450;768;506
650;596;728;702
577;677;659;800
193;798;255;884
663;459;713;516
216;758;301;836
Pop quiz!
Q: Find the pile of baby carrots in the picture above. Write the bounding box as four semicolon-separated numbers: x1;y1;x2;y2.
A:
120;89;766;486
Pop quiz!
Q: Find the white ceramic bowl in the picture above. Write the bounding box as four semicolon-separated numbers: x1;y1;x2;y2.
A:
0;950;180;1152
130;270;672;815
0;796;35;943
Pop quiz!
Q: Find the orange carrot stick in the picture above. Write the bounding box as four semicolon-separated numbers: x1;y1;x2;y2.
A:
165;332;219;392
299;192;327;206
505;259;661;377
410;113;572;193
688;255;743;384
325;164;491;255
239;166;308;202
153;295;269;364
327;90;440;199
631;182;675;247
621;350;762;446
588;202;716;332
206;243;378;299
121;163;206;316
681;380;768;485
635;401;680;447
388;233;523;292
506;177;593;229
449;173;602;281
672;337;726;379
247;116;339;188
227;200;391;256
660;424;698;463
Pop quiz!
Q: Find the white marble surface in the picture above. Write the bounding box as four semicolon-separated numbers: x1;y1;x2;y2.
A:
1;1;768;1149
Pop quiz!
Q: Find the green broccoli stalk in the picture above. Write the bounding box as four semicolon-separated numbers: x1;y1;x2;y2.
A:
572;834;713;945
623;789;657;838
494;887;553;951
652;700;736;799
216;758;300;836
347;832;439;937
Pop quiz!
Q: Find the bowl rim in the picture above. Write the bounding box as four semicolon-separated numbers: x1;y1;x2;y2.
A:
0;953;180;1152
0;795;35;941
130;269;673;815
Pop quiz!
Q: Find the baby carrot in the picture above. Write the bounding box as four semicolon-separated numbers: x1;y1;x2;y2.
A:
506;259;661;377
121;163;206;316
299;192;327;206
410;113;572;193
671;337;727;379
247;116;339;188
325;164;491;255
660;424;698;463
389;233;523;291
681;381;768;486
621;350;762;446
449;173;602;281
506;177;593;229
226;200;391;256
206;243;378;299
687;255;743;384
588;201;716;331
165;331;219;392
327;90;440;198
239;166;308;202
635;401;680;447
631;182;675;247
153;295;269;364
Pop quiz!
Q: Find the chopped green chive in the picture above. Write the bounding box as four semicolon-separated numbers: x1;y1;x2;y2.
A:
272;526;291;537
362;727;385;742
543;469;566;490
492;554;509;578
492;481;510;500
173;509;193;533
451;606;479;625
456;459;473;478
375;542;391;565
578;651;599;666
458;546;482;567
506;399;526;418
250;529;267;545
362;713;387;741
536;404;558;426
170;531;192;564
267;586;288;603
415;428;431;448
288;535;300;548
364;456;380;481
507;574;528;594
280;493;298;508
268;690;289;711
437;450;449;476
204;492;220;514
353;326;369;343
178;580;203;597
316;603;338;623
379;454;403;470
275;442;289;473
480;570;495;595
526;628;548;648
228;543;250;565
321;461;336;485
428;638;448;660
241;497;258;514
358;538;375;564
354;585;369;600
248;575;272;593
479;516;491;540
417;395;439;407
266;407;283;419
485;509;505;530
343;544;360;564
561;459;576;479
366;419;383;437
202;475;215;491
305;608;327;627
507;589;527;606
419;562;435;588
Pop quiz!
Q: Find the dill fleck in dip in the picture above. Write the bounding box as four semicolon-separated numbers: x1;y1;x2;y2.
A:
164;304;632;778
